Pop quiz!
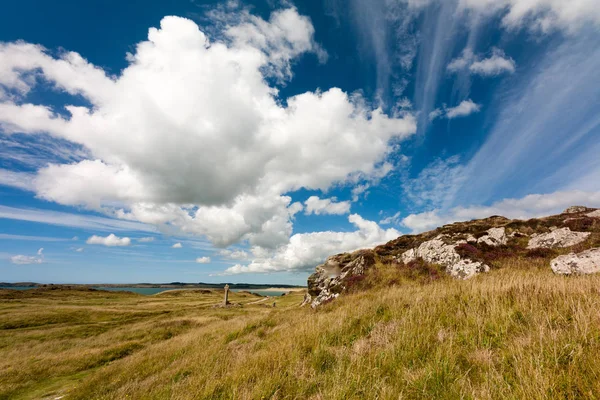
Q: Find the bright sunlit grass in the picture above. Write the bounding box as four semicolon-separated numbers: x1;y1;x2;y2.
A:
2;264;600;399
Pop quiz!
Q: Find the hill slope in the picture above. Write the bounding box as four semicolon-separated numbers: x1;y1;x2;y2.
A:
304;206;600;308
2;207;600;399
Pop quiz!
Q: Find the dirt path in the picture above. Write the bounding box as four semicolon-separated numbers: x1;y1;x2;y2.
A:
246;296;271;305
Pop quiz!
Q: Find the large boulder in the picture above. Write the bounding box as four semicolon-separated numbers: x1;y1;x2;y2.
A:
551;248;600;275
448;259;490;279
527;227;590;249
401;235;489;280
477;227;507;246
401;235;461;266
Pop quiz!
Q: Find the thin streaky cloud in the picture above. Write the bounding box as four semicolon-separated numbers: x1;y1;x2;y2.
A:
0;233;72;242
0;205;156;233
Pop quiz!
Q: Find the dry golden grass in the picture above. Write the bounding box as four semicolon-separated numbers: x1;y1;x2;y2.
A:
2;263;600;399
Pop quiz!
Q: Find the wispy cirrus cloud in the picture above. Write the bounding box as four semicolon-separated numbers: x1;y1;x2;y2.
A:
0;205;155;233
402;190;600;233
0;233;71;242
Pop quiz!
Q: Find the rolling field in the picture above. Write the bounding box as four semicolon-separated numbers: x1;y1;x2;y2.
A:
2;263;600;399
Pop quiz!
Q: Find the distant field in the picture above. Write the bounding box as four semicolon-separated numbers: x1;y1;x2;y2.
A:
2;264;600;399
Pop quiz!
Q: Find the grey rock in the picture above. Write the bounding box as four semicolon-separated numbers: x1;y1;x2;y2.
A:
527;227;590;249
563;206;589;214
401;235;489;280
448;259;490;279
586;210;600;218
306;252;375;308
551;248;600;275
477;227;507;246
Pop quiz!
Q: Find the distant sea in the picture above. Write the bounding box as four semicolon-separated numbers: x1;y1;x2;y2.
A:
0;286;290;297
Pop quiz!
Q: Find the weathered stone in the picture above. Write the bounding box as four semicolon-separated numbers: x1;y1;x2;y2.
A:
404;236;461;266
551;248;600;275
527;227;590;249
400;235;489;280
223;284;230;306
563;206;588;214
586;210;600;218
300;292;312;307
477;227;507;246
401;248;417;264
448;259;490;280
306;251;376;308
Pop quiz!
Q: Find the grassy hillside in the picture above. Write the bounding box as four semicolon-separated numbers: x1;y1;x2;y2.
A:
2;262;600;399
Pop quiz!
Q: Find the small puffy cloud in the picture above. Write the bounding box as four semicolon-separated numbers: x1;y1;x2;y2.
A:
137;237;155;243
447;49;474;73
445;100;481;119
196;256;211;264
86;233;131;247
11;248;44;264
429;100;481;121
75;247;84;252
428;108;444;121
470;49;516;76
10;255;43;265
304;196;351;216
172;242;183;248
402;190;600;233
222;214;400;274
448;48;515;77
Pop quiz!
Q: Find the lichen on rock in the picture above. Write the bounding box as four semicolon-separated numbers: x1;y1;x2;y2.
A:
551;248;600;275
527;227;590;249
477;227;507;246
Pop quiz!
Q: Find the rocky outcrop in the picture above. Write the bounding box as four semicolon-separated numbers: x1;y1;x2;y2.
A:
401;234;489;280
401;236;460;267
305;251;375;308
477;227;507;246
305;205;599;307
563;206;589;214
527;227;590;249
586;210;600;218
551;248;600;275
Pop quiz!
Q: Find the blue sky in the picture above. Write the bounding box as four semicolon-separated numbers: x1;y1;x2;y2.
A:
1;0;599;285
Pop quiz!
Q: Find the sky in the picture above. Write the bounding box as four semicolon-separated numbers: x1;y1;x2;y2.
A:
1;0;599;285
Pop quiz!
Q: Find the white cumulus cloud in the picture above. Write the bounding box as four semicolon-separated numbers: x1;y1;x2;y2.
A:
196;256;211;264
222;214;400;274
448;48;516;77
86;234;131;247
172;243;182;248
304;196;351;216
0;8;416;249
10;248;44;265
430;100;481;120
445;99;481;119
